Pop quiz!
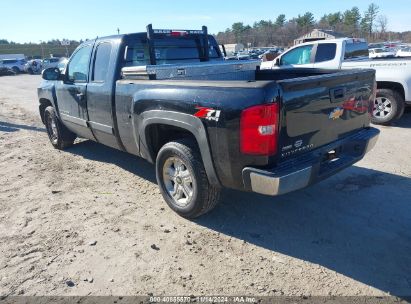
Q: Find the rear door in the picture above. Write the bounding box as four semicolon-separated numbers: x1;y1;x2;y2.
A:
86;40;120;149
56;43;94;139
312;43;339;69
277;70;375;159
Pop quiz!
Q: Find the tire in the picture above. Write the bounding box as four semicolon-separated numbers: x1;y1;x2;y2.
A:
44;106;76;149
27;68;33;75
12;66;20;74
156;139;220;219
372;89;405;125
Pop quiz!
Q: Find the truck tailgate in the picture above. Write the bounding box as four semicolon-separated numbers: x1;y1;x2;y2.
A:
277;69;375;159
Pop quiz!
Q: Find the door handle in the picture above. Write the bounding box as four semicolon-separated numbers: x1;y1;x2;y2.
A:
76;93;85;101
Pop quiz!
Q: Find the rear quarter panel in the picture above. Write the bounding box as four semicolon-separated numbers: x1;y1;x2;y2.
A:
115;80;279;190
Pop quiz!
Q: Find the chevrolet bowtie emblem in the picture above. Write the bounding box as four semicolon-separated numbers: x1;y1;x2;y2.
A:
329;107;344;120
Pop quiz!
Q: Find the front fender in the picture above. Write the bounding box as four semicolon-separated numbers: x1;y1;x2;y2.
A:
37;81;58;114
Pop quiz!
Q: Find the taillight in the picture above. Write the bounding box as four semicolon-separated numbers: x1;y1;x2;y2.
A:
240;103;279;156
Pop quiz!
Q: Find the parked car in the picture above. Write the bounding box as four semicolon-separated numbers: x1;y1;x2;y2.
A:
38;25;379;218
396;47;411;57
42;57;61;69
0;66;16;76
237;53;251;60
261;38;411;125
369;48;396;59
24;59;43;74
0;59;27;73
57;58;68;72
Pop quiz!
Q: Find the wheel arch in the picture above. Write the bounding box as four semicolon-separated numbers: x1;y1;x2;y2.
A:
39;98;53;124
139;110;220;187
377;81;405;100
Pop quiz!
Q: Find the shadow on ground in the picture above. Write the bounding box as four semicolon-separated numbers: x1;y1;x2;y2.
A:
197;166;411;297
68;140;156;184
63;132;411;297
391;107;411;128
0;121;46;133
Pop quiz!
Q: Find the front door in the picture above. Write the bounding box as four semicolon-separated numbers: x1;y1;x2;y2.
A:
278;44;314;68
56;43;95;139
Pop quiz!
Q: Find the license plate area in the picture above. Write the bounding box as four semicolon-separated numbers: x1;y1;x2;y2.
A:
319;146;344;175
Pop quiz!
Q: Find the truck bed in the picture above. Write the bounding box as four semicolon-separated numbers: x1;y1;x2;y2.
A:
122;60;260;81
116;67;375;190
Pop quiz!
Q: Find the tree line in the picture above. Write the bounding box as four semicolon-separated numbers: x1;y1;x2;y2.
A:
0;39;83;45
216;3;410;47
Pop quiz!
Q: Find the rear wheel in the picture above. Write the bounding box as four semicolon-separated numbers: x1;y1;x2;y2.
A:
156;139;220;219
12;66;20;74
44;106;76;149
372;89;405;125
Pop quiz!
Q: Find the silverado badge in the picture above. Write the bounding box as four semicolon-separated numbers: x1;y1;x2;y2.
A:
329;107;344;120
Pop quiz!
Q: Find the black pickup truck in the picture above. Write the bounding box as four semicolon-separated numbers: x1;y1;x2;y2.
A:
38;25;379;218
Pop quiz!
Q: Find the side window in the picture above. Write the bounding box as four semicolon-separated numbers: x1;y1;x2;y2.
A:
125;41;150;67
67;44;93;82
315;43;337;63
93;43;112;82
344;42;369;59
281;45;313;65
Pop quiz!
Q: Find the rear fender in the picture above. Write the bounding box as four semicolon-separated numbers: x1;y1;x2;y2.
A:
139;110;220;187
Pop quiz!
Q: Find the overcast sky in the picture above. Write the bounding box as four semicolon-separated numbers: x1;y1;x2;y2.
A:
0;0;409;43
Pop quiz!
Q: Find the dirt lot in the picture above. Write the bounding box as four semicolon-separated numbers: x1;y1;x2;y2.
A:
0;75;411;298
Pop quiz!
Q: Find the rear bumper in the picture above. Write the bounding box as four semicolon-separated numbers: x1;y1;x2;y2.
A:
242;128;380;196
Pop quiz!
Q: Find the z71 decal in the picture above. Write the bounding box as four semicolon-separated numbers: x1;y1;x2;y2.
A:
194;107;221;122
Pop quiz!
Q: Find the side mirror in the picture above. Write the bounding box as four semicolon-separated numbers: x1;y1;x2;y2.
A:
274;58;280;66
42;67;61;81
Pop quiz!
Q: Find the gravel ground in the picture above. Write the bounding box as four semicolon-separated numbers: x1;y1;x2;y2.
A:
0;75;410;298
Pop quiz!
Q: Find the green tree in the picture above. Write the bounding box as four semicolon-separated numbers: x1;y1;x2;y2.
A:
328;12;342;28
275;14;286;27
343;7;361;35
231;22;252;44
362;3;379;37
296;12;315;28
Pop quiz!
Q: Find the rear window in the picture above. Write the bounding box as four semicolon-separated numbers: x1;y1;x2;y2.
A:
3;60;17;64
344;42;369;59
315;43;336;62
124;36;221;67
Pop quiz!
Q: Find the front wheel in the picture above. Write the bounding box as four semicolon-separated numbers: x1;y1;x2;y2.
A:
372;89;405;125
44;106;76;149
156;139;220;219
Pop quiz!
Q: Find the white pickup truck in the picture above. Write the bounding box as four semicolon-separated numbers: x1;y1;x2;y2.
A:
261;38;411;124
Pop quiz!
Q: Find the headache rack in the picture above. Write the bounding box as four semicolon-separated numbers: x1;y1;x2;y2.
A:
121;24;260;81
146;24;210;65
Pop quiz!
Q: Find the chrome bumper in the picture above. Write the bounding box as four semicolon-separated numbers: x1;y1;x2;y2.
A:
242;128;380;196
